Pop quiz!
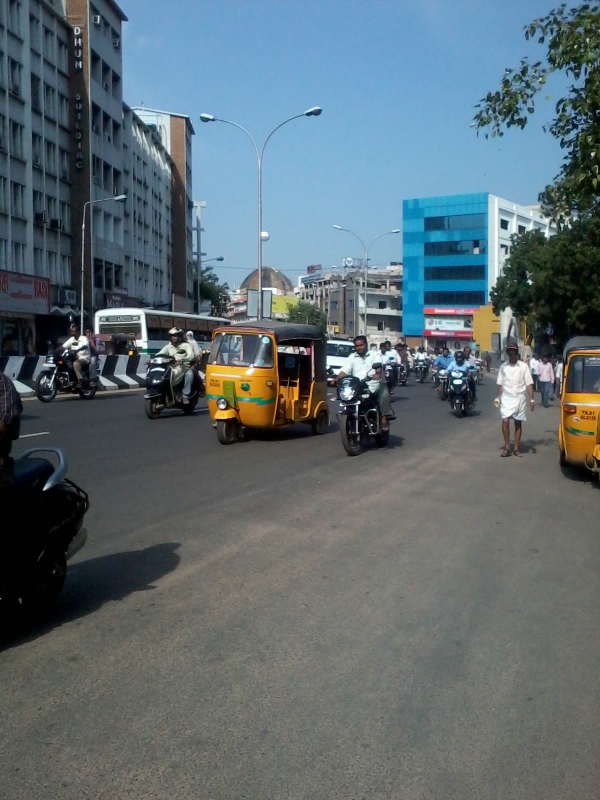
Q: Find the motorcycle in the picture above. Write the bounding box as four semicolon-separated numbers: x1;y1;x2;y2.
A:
144;356;205;419
0;448;89;622
36;348;97;403
383;363;397;392
474;361;485;385
437;368;449;401
447;370;475;417
415;361;429;384
337;375;390;456
397;363;407;386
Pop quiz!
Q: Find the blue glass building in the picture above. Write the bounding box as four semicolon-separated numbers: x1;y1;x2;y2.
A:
402;193;489;337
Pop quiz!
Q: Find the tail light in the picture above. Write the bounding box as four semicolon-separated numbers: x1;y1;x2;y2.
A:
563;403;577;414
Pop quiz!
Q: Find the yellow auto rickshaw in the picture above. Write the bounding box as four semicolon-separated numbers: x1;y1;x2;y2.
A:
206;321;330;444
558;336;600;476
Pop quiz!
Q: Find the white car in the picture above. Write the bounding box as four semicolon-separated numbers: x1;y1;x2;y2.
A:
326;339;355;383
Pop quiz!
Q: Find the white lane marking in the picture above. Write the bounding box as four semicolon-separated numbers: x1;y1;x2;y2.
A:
20;432;50;438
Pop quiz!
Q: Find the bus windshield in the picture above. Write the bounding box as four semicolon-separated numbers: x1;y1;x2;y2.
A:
96;315;142;339
210;333;274;368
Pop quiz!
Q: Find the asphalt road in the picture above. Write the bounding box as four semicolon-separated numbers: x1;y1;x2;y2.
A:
1;376;599;799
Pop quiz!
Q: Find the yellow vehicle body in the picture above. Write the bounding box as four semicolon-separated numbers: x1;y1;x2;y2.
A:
206;321;329;444
558;336;600;475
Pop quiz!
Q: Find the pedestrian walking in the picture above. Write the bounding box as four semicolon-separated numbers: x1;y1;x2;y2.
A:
537;354;555;407
555;358;564;397
496;340;534;457
529;353;540;392
85;327;101;385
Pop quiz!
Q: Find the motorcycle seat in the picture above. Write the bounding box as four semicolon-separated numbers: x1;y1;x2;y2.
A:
13;457;54;490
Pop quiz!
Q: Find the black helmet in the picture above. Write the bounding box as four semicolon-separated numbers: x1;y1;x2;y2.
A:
455;351;465;364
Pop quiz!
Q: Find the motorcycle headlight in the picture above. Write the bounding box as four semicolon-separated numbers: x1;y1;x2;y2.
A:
339;383;357;402
216;397;228;410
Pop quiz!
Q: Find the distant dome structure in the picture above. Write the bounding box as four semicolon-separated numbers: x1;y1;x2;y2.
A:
240;266;294;294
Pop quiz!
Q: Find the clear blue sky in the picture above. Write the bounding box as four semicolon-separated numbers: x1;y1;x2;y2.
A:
122;0;561;288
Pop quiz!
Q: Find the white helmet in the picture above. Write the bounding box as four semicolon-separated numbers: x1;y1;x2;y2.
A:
168;327;183;340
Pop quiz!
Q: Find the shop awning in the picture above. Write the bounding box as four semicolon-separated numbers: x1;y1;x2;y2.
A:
51;305;77;316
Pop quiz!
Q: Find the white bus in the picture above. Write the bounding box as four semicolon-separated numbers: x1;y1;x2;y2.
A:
94;308;229;354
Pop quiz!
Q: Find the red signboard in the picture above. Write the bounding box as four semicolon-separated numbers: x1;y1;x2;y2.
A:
0;270;50;315
423;307;478;315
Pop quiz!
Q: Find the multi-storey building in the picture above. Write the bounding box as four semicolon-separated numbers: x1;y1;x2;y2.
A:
402;192;554;349
298;263;403;343
133;106;195;310
0;0;196;355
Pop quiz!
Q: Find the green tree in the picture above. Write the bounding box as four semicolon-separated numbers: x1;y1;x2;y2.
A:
473;2;600;220
193;261;229;316
286;300;327;331
491;219;600;342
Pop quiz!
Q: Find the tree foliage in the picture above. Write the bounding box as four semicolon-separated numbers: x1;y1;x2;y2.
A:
286;300;327;331
491;219;600;342
195;262;229;316
473;2;600;220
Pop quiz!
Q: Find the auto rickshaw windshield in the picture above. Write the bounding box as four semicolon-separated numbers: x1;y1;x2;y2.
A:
210;332;274;368
566;355;600;393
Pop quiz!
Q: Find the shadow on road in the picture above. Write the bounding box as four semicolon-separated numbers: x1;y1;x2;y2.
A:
560;463;600;489
0;542;181;651
518;437;557;455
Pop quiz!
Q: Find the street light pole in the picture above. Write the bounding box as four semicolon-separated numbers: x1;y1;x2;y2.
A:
200;107;322;320
333;226;400;337
80;194;127;330
197;256;224;313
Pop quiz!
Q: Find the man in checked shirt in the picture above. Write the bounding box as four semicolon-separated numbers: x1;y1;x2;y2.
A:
0;372;22;490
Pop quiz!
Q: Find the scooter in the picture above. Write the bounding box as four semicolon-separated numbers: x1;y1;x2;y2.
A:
0;448;89;622
36;348;97;403
144;356;205;419
337;376;390;456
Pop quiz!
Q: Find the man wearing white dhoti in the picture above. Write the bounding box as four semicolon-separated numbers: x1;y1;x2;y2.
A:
496;340;534;457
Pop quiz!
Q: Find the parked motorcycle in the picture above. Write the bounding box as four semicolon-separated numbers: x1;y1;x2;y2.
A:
447;370;475;417
144;355;205;419
337;375;390;456
36;348;97;403
0;448;89;622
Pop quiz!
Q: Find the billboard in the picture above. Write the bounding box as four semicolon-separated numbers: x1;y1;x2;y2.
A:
0;270;50;315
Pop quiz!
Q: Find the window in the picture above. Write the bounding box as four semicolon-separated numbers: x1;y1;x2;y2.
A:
500;244;509;256
33;189;44;213
566;355;600;393
8;58;21;95
43;84;56;117
59;147;69;178
57;40;68;72
29;15;41;51
47;195;57;219
326;342;354;358
43;27;54;62
424;213;486;231
10;181;24;216
210;332;274;368
424;266;486;281
11;241;25;273
32;133;42;164
60;201;70;232
500;218;509;230
518;225;526;235
0;115;5;149
33;246;44;276
378;300;387;309
9;120;23;158
60;255;71;285
0;238;7;268
58;94;69;127
423;291;486;305
47;250;57;283
424;240;486;257
8;0;21;37
45;140;57;173
0;177;6;212
377;321;384;331
31;74;41;111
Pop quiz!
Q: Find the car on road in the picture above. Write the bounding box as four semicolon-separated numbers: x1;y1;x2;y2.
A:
326;339;355;384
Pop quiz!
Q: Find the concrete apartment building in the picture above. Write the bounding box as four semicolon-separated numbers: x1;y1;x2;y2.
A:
298;263;403;343
0;0;195;356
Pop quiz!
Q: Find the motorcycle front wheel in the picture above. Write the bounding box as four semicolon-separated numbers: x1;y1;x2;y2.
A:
340;415;362;456
36;372;57;403
144;397;162;419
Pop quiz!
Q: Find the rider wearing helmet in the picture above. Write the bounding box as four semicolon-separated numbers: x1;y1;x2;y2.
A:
446;349;477;401
156;327;195;401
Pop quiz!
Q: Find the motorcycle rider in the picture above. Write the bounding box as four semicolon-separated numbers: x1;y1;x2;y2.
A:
156;327;195;403
447;349;477;402
433;346;452;370
337;335;395;431
0;372;22;490
62;321;91;388
414;345;429;378
379;340;401;393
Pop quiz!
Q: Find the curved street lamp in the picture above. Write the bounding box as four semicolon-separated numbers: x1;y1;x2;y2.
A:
333;225;400;336
200;107;322;319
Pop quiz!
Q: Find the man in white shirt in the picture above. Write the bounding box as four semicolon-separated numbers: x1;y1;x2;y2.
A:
496;340;534;457
338;335;394;429
528;354;540;392
62;322;91;386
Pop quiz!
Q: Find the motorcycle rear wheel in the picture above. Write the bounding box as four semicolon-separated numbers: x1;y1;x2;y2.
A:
340;416;362;456
33;549;67;608
439;387;448;401
78;384;97;400
36;373;57;403
144;398;161;419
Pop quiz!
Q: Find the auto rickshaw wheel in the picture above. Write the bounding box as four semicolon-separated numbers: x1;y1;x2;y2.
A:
216;419;238;445
559;447;567;467
311;410;328;436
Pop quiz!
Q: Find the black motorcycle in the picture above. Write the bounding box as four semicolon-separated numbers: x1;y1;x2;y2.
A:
415;361;429;384
397;363;407;386
36;348;97;403
337;375;390;456
0;448;89;622
383;363;397;392
144;355;205;419
447;370;475;417
437;368;450;401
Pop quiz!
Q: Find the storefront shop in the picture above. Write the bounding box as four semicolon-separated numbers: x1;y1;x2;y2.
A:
422;307;476;350
0;270;50;356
